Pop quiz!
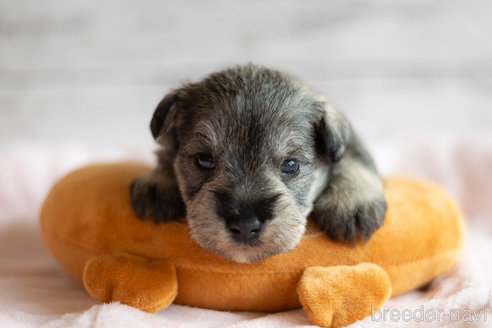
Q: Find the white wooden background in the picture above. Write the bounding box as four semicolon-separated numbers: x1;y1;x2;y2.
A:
1;0;491;149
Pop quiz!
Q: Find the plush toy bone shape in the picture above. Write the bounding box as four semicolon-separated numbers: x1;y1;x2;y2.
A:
40;163;465;327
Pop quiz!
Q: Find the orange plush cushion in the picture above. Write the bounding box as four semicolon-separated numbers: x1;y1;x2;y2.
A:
40;163;465;327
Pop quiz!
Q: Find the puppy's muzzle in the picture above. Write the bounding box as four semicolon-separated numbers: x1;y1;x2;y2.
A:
226;216;263;244
214;191;281;245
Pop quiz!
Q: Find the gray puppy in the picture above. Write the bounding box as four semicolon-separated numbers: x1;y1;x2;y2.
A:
130;64;386;263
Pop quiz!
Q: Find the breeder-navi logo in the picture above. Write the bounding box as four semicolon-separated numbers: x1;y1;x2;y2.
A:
371;305;488;323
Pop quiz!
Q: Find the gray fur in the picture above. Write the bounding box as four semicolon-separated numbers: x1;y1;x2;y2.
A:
130;64;387;263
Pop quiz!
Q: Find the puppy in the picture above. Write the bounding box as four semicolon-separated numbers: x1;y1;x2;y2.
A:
130;64;386;263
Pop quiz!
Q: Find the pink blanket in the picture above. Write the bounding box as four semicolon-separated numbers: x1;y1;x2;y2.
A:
1;141;491;327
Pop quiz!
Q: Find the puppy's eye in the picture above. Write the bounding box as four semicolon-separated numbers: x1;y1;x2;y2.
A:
197;154;215;169
281;159;299;174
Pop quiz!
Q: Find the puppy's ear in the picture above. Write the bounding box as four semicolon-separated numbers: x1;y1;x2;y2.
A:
315;102;352;162
150;90;180;140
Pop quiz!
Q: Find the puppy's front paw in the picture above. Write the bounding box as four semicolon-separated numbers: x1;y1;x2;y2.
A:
130;176;185;223
311;196;387;245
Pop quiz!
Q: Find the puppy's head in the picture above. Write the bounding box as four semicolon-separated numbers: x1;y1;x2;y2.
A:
152;64;351;262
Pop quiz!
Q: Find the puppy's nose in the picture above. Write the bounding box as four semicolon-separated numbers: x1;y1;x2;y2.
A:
226;217;263;243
